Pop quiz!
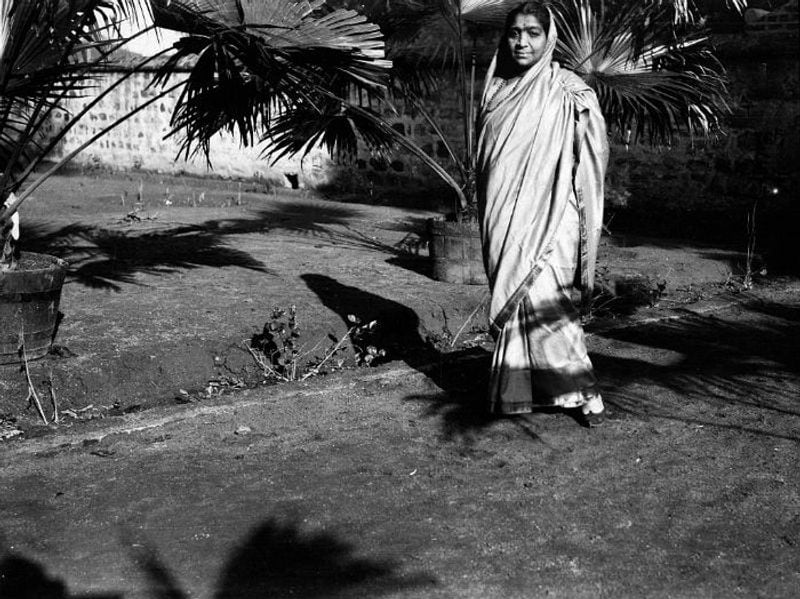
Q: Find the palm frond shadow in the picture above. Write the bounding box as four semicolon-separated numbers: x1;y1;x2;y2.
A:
244;202;430;258
21;201;432;289
123;531;188;599
213;518;434;598
1;516;435;599
594;300;800;441
0;553;121;599
21;220;272;291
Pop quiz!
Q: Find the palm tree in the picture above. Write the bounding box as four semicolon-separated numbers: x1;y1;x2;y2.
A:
144;0;468;207
0;0;390;269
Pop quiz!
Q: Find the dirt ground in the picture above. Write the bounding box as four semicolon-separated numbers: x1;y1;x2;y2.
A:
1;171;798;598
0;170;753;423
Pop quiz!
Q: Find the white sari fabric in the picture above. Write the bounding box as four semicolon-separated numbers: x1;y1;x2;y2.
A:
476;17;608;414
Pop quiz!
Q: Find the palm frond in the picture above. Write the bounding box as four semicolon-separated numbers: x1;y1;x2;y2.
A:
658;0;748;23
265;100;393;162
0;0;155;202
555;0;730;143
460;0;519;26
151;0;391;163
458;0;748;26
263;87;467;207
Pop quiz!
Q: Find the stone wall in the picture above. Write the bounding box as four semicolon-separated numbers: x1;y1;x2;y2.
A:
604;48;799;248
360;38;800;248
43;70;337;189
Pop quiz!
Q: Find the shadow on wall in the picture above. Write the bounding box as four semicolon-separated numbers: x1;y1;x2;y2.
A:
0;518;435;599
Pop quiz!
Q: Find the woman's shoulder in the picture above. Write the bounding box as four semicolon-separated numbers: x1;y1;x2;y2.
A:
554;66;601;110
554;66;593;95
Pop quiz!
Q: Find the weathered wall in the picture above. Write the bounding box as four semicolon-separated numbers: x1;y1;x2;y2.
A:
43;71;337;189
604;46;799;249
339;39;800;224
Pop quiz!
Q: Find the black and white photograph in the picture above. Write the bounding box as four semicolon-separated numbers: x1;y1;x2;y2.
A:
1;0;798;597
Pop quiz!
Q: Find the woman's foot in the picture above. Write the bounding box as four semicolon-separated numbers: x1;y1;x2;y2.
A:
580;395;605;428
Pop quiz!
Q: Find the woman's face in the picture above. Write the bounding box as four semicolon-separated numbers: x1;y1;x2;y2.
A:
505;13;547;71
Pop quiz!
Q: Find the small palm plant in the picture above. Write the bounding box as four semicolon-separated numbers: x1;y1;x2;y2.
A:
0;0;157;269
0;0;390;270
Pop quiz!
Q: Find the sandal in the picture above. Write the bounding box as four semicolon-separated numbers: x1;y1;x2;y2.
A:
580;408;605;428
580;394;605;428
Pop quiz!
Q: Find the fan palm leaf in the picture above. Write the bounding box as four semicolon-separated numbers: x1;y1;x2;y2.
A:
0;0;154;198
0;0;162;251
555;0;730;143
149;0;391;162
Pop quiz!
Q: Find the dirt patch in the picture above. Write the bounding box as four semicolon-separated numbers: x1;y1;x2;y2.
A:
0;288;798;597
0;170;770;435
1;170;798;596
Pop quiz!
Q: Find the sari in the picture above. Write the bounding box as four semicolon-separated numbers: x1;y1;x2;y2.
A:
476;15;608;415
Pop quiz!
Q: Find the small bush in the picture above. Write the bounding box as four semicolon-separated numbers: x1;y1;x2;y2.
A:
246;307;385;383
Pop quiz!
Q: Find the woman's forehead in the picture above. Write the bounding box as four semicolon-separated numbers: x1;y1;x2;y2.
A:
508;13;543;30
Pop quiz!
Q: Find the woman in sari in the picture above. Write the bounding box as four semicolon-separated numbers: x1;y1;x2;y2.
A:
476;1;608;425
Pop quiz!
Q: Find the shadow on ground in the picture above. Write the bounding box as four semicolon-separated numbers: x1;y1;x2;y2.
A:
21;221;271;291
211;519;434;598
21;202;429;290
0;517;434;599
0;553;121;599
594;299;800;441
301;273;535;441
304;274;800;443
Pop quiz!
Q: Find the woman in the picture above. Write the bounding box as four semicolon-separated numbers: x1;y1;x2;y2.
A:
476;1;608;425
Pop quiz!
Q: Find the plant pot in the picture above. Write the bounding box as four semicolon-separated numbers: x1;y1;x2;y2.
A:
427;218;487;285
0;252;67;364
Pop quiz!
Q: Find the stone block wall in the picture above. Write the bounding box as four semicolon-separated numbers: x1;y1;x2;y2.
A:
604;51;799;245
42;70;337;189
343;42;799;231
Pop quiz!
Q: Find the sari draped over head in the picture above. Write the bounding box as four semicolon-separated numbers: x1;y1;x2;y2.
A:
476;11;609;414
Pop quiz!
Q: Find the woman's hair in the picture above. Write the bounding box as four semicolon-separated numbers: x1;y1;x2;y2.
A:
504;1;551;35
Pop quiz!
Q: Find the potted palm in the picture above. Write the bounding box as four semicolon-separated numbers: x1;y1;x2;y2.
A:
257;0;747;284
0;0;390;363
0;0;158;363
